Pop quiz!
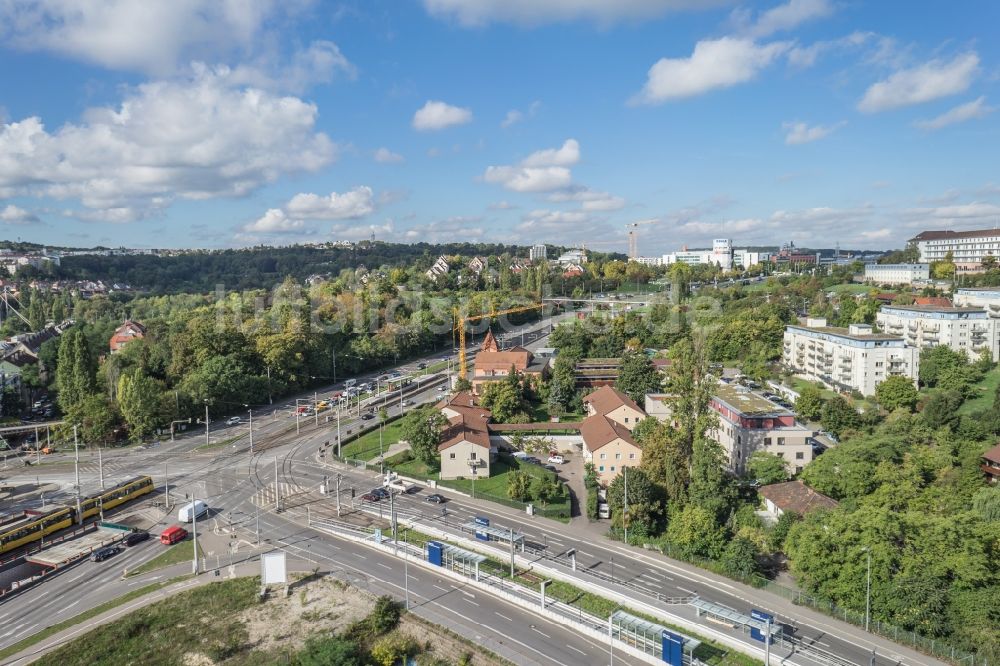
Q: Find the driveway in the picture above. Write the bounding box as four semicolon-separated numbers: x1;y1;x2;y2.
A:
554;443;587;520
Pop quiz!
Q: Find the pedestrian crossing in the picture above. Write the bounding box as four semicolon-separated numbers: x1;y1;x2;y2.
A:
251;482;308;507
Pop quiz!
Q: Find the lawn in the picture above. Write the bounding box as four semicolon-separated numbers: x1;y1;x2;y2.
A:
128;538;202;576
341;419;405;461
959;366;1000;415
826;283;872;294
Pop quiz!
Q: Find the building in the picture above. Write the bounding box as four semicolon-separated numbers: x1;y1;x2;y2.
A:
770;241;819;266
529;244;548;261
910;228;1000;269
468;256;488;275
562;264;586;278
580;414;642;485
471;330;548;394
864;263;930;285
782;318;919;396
110;320;146;353
661;240;767;270
982;443;1000;484
876;305;999;361
629;256;662;266
708;382;815;475
582;386;646;430
556;249;588;266
425;255;450;280
438;392;496;480
954;288;1000;311
0;252;60;275
758;480;838;519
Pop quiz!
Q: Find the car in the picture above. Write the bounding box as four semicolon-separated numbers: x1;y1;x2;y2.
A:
524;457;541;465
425;493;447;504
91;545;121;562
361;412;375;420
360;492;379;502
226;416;241;426
417;362;427;370
124;531;150;547
546;455;565;465
402;400;412;407
378;374;390;382
372;487;390;499
543;464;558;472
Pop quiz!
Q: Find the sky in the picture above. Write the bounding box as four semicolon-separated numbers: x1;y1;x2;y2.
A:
0;0;998;255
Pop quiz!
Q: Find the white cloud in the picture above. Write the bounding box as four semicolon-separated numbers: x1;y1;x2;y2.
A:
373;147;405;163
548;188;625;211
904;202;1000;222
412;100;473;131
225;41;356;93
733;0;834;38
483;138;580;192
423;0;726;26
0;204;40;225
631;37;790;104
0;67;335;218
787;30;876;68
403;217;487;243
913;96;995;131
0;0;293;75
858;52;980;113
331;220;396;242
783;120;846;145
521;139;580;167
243;209;305;233
286;186;376;220
500;100;541;128
488;201;517;210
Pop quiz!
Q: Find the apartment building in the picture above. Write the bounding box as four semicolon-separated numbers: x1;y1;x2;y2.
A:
708;382;814;475
864;263;930;285
529;244;547;261
876;305;999;361
911;228;1000;269
783;318;919;396
954;288;1000;311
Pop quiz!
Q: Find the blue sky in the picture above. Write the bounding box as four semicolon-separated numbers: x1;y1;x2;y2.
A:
0;0;998;254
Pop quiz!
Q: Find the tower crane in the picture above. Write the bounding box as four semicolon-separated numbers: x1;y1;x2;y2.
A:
453;303;543;380
626;219;657;258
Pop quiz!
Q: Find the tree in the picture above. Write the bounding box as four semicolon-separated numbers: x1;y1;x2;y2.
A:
922;390;963;430
931;250;956;280
688;437;737;523
296;637;363;666
638;420;690;503
820;396;860;437
117;370;165;441
972;486;1000;522
874;376;919;412
665;504;727;559
720;536;761;580
507;469;532;501
662;338;716;461
56;328;96;411
614;350;660;404
795;385;824;422
747;451;788;484
479;381;523;423
67;393;120;444
547;355;577;413
400;407;446;465
607;467;665;537
919;346;968;388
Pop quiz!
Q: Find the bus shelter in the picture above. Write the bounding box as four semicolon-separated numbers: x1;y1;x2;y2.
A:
610;610;700;665
426;541;486;581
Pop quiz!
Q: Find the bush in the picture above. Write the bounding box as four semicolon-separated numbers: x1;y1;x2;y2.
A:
295;636;363;666
370;633;419;666
344;596;402;642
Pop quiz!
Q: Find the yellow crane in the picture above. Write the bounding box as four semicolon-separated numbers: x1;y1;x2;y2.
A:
453;303;544;380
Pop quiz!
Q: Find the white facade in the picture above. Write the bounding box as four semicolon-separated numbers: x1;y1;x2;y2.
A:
954;288;1000;310
661;242;766;269
630;256;662;266
529;244;547;261
864;263;930;285
876;305;999;361
557;249;588;265
783;318;919;396
912;229;1000;268
424;255;450;279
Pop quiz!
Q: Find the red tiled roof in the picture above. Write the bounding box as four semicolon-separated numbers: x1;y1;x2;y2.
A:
580;414;636;451
911;228;1000;242
758;480;838;515
583;385;645;417
438;391;492;451
913;297;953;307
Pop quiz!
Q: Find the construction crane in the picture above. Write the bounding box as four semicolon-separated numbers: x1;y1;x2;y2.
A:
453;303;543;380
626;219;657;259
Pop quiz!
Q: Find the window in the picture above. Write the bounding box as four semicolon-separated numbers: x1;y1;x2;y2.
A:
600;453;607;460
629;453;636;459
777;437;785;446
795;466;803;474
795;451;804;460
599;465;605;472
615;453;622;460
470;451;477;460
610;466;616;472
449;453;456;459
624;417;629;424
764;437;772;447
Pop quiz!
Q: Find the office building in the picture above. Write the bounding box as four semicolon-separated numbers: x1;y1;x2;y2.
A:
529;244;547;261
864;263;930;285
876;305;999;361
782;318;919;396
910;228;1000;269
661;239;767;270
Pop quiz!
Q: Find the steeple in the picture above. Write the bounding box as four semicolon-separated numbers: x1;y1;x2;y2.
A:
481;329;499;352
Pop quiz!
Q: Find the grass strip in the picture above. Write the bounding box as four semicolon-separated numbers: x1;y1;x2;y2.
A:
127;539;202;577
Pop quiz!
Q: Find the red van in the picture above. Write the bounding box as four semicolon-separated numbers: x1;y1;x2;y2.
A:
160;525;188;545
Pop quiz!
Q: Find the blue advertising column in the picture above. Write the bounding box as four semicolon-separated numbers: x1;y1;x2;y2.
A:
750;609;774;644
661;630;683;665
474;516;490;541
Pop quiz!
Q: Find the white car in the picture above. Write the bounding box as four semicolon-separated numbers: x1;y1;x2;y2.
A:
547;455;565;465
226;417;241;426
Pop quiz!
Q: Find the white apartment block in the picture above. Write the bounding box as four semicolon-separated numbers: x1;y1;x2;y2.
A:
783;318;919;397
629;256;662;266
911;228;1000;269
661;241;768;270
708;382;814;476
864;263;930;285
876;305;999;361
954;288;1000;312
557;249;588;265
529;244;547;261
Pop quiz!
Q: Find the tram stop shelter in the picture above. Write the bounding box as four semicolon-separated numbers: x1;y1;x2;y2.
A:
610;610;700;665
426;541;486;580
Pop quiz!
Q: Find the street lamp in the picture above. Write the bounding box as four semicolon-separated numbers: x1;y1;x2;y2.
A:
244;405;254;455
862;547;872;632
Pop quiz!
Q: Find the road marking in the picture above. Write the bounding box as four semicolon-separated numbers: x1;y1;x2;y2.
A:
433;584;449;592
577;550;594;558
352;552;365;559
375;562;392;570
463;598;480;607
530;626;551;639
677;586;696;595
566;644;587;656
495;612;513;622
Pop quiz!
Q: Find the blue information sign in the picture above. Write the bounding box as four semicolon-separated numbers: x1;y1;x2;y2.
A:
750;609;774;644
474;516;490;541
427;541;443;566
661;630;683;666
